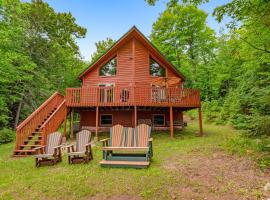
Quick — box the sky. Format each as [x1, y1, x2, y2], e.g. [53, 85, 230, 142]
[39, 0, 231, 61]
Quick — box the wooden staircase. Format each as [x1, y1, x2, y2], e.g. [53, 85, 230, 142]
[14, 92, 66, 157]
[14, 107, 57, 156]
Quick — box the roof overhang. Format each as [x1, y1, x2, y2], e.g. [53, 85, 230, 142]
[79, 26, 185, 81]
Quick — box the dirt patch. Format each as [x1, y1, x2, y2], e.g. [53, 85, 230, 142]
[85, 194, 142, 200]
[163, 149, 270, 200]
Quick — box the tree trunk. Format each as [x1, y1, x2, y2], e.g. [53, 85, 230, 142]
[14, 100, 23, 129]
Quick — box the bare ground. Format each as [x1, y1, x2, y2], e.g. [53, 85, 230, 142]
[163, 148, 270, 200]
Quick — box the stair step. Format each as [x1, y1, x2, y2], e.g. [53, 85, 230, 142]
[32, 131, 42, 135]
[13, 154, 30, 157]
[20, 145, 40, 148]
[24, 140, 42, 144]
[100, 160, 150, 168]
[14, 149, 35, 152]
[14, 149, 35, 156]
[28, 135, 42, 139]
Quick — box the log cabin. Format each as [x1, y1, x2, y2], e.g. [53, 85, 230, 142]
[14, 26, 202, 156]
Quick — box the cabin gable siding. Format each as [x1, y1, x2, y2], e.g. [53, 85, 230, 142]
[82, 37, 182, 88]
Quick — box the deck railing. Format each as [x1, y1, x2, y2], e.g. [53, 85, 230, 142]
[66, 87, 200, 107]
[40, 100, 66, 146]
[15, 92, 64, 149]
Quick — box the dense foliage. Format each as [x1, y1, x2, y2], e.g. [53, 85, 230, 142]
[90, 38, 115, 63]
[0, 0, 87, 129]
[150, 0, 270, 137]
[0, 128, 15, 144]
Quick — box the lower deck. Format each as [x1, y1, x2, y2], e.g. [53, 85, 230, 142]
[66, 106, 203, 138]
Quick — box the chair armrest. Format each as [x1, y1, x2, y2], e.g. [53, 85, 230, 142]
[148, 138, 153, 142]
[85, 143, 92, 147]
[100, 138, 110, 147]
[53, 145, 62, 149]
[66, 144, 74, 153]
[33, 146, 45, 154]
[53, 145, 62, 156]
[100, 138, 110, 142]
[33, 146, 45, 151]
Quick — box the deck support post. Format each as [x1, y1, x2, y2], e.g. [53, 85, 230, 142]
[63, 108, 67, 138]
[70, 108, 74, 139]
[198, 107, 203, 136]
[95, 106, 99, 139]
[134, 106, 137, 127]
[170, 106, 174, 137]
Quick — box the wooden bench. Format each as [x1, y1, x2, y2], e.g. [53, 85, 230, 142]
[100, 124, 153, 168]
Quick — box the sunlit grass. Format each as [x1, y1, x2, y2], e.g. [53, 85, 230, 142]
[0, 121, 263, 200]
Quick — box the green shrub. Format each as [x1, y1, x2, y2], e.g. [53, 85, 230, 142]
[225, 135, 270, 169]
[0, 128, 15, 144]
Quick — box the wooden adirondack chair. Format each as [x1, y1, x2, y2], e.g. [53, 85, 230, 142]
[33, 132, 62, 167]
[100, 124, 153, 168]
[67, 130, 93, 164]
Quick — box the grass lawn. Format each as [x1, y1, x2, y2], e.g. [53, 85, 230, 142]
[0, 121, 269, 200]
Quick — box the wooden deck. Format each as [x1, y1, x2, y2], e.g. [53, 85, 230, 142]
[66, 87, 201, 108]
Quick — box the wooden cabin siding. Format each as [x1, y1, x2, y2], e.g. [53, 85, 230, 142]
[82, 39, 134, 88]
[79, 110, 182, 128]
[80, 110, 133, 127]
[134, 38, 182, 87]
[81, 37, 182, 88]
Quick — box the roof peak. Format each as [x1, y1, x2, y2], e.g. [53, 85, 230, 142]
[79, 26, 185, 80]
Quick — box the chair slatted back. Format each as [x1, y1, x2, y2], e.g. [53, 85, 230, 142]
[134, 124, 151, 147]
[125, 127, 134, 147]
[76, 130, 91, 152]
[110, 125, 124, 147]
[45, 132, 62, 154]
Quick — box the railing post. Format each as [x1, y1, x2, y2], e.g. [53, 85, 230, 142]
[70, 108, 74, 139]
[41, 127, 45, 146]
[134, 106, 137, 127]
[95, 106, 99, 140]
[170, 106, 174, 137]
[198, 107, 203, 136]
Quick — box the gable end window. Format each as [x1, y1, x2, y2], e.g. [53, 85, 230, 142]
[99, 57, 117, 76]
[150, 58, 166, 77]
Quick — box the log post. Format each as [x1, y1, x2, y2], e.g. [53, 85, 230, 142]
[70, 108, 74, 139]
[198, 107, 203, 136]
[134, 106, 137, 127]
[95, 106, 99, 139]
[63, 109, 67, 138]
[170, 106, 174, 137]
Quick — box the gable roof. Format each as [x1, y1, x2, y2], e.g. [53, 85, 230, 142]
[79, 26, 185, 81]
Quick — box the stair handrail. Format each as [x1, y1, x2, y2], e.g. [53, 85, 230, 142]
[40, 99, 66, 145]
[16, 91, 63, 131]
[15, 91, 64, 150]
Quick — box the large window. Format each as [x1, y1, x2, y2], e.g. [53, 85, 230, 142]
[100, 114, 113, 126]
[150, 58, 166, 77]
[153, 114, 165, 126]
[99, 57, 117, 76]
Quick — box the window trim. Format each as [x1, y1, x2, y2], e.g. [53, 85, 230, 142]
[149, 56, 167, 77]
[99, 56, 117, 77]
[153, 114, 165, 126]
[100, 114, 113, 126]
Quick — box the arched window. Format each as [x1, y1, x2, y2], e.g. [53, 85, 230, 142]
[99, 57, 117, 76]
[150, 58, 166, 77]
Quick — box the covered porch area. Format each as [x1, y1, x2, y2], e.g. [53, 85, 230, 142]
[64, 105, 203, 139]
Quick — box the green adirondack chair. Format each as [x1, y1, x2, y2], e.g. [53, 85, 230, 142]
[100, 124, 153, 168]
